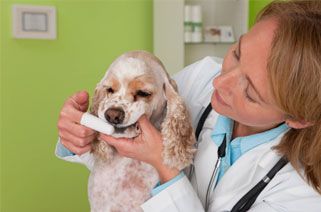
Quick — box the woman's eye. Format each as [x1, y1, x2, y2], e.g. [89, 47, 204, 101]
[245, 92, 256, 103]
[245, 90, 256, 103]
[136, 90, 151, 97]
[244, 84, 256, 103]
[106, 87, 114, 93]
[232, 50, 240, 61]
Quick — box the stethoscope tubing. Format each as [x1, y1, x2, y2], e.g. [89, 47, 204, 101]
[190, 103, 288, 211]
[205, 157, 221, 211]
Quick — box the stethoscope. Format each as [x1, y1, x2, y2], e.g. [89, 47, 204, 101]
[189, 103, 288, 212]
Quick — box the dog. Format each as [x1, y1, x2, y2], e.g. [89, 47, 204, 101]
[88, 50, 196, 212]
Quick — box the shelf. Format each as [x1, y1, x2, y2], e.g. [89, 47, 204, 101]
[153, 0, 248, 74]
[185, 41, 235, 45]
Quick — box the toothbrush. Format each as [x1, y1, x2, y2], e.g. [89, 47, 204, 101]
[80, 112, 115, 135]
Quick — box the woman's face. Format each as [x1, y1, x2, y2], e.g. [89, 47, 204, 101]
[211, 18, 285, 130]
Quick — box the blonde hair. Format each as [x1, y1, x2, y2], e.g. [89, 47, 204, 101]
[257, 0, 321, 194]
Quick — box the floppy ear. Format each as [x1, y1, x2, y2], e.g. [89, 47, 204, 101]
[89, 86, 104, 116]
[169, 78, 178, 92]
[89, 86, 116, 163]
[160, 78, 196, 170]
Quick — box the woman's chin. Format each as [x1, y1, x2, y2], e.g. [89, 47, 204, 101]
[211, 97, 226, 116]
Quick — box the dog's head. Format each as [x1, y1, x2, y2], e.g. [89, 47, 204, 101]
[90, 50, 176, 138]
[90, 50, 195, 169]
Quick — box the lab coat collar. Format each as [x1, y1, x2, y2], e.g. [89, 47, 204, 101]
[197, 85, 215, 111]
[198, 63, 221, 108]
[210, 133, 288, 211]
[211, 115, 232, 137]
[211, 115, 289, 156]
[239, 123, 289, 154]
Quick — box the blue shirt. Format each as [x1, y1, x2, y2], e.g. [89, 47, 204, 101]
[152, 114, 289, 195]
[211, 115, 289, 183]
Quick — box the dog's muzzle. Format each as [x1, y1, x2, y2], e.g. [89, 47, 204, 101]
[104, 107, 140, 135]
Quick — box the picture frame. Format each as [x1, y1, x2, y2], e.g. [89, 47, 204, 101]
[219, 25, 235, 43]
[204, 25, 235, 43]
[12, 4, 57, 40]
[204, 26, 221, 43]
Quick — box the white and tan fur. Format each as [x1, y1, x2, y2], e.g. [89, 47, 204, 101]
[88, 50, 195, 212]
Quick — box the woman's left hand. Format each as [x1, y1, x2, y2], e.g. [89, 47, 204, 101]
[98, 115, 164, 168]
[99, 115, 180, 183]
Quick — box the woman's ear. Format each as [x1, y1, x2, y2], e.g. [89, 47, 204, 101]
[285, 119, 314, 129]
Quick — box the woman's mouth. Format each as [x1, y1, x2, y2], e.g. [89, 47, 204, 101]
[214, 90, 230, 107]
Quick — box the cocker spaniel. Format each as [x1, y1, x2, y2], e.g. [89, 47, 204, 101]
[88, 50, 195, 212]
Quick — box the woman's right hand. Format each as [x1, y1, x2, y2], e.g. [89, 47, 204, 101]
[57, 91, 97, 155]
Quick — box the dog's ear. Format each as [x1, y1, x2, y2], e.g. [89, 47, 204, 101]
[89, 86, 116, 162]
[89, 86, 104, 116]
[169, 78, 178, 92]
[160, 78, 196, 170]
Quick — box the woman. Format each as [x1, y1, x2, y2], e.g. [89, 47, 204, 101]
[56, 1, 321, 211]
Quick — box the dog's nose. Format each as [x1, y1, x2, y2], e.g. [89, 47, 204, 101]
[104, 107, 125, 125]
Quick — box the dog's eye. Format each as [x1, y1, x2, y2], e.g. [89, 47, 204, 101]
[136, 90, 151, 97]
[106, 87, 114, 94]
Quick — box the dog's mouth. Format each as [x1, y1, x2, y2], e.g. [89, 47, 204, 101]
[113, 122, 139, 134]
[98, 107, 144, 138]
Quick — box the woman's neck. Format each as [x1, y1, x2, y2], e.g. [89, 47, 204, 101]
[232, 121, 277, 140]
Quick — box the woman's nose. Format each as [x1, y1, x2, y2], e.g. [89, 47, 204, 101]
[212, 70, 238, 94]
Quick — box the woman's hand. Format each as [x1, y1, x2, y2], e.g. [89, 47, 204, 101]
[99, 115, 179, 183]
[57, 91, 97, 155]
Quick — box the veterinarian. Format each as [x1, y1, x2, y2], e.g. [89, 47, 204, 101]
[56, 1, 321, 211]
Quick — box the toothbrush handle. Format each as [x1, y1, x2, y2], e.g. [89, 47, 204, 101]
[80, 112, 115, 135]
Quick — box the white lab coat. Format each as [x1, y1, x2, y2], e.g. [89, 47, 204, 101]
[141, 56, 321, 211]
[56, 56, 321, 212]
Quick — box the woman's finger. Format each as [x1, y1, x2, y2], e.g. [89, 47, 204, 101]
[99, 134, 131, 143]
[60, 139, 92, 155]
[99, 134, 135, 152]
[59, 120, 95, 138]
[61, 105, 84, 124]
[59, 128, 96, 147]
[68, 91, 89, 112]
[137, 115, 152, 130]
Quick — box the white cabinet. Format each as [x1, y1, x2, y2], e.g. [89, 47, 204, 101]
[153, 0, 248, 75]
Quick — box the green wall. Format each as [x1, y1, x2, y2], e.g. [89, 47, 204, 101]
[1, 0, 152, 211]
[249, 0, 273, 27]
[1, 0, 272, 211]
